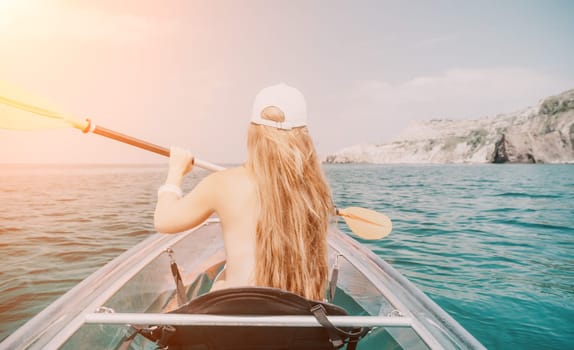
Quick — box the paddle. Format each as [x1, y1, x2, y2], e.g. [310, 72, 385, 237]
[336, 207, 392, 240]
[0, 81, 224, 172]
[0, 81, 392, 240]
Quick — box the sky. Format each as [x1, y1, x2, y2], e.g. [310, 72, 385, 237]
[1, 0, 573, 164]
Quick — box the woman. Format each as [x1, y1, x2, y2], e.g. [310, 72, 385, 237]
[154, 83, 334, 301]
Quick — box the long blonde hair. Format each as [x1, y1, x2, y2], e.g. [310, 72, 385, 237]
[246, 118, 333, 301]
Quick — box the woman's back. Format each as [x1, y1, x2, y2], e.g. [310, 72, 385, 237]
[207, 166, 258, 290]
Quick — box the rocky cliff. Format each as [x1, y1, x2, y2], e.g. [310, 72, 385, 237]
[326, 89, 574, 164]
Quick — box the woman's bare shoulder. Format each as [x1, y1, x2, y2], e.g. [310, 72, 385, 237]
[201, 166, 255, 211]
[202, 166, 251, 187]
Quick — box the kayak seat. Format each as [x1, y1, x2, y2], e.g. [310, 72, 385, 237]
[141, 286, 368, 350]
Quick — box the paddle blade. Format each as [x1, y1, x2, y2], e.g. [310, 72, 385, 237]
[338, 206, 393, 240]
[0, 81, 87, 130]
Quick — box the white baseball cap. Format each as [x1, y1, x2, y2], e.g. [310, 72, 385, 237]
[250, 83, 307, 130]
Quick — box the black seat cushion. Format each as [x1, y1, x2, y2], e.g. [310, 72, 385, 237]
[146, 287, 359, 350]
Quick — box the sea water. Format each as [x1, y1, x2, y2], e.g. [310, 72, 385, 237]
[0, 163, 572, 349]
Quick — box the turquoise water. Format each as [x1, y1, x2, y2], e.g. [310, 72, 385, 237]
[1, 163, 573, 349]
[327, 164, 574, 349]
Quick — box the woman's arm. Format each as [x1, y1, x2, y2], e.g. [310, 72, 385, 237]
[154, 147, 217, 233]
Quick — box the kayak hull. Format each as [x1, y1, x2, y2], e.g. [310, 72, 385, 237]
[1, 219, 485, 350]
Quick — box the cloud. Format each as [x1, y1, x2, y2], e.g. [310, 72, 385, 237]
[413, 34, 458, 48]
[0, 1, 179, 45]
[351, 67, 574, 118]
[336, 67, 574, 145]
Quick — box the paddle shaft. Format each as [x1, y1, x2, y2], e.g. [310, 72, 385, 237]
[85, 121, 224, 172]
[92, 124, 169, 156]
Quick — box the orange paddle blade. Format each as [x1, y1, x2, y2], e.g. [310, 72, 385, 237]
[0, 80, 88, 130]
[337, 206, 393, 240]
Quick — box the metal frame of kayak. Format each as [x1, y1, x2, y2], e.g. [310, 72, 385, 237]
[0, 219, 485, 350]
[84, 313, 413, 327]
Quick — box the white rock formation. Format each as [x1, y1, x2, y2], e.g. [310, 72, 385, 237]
[326, 89, 574, 164]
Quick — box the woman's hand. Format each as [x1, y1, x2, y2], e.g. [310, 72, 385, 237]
[166, 146, 194, 185]
[155, 147, 215, 234]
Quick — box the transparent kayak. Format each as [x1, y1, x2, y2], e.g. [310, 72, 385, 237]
[1, 219, 486, 349]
